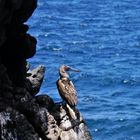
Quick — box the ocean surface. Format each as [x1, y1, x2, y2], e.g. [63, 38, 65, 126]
[27, 0, 140, 139]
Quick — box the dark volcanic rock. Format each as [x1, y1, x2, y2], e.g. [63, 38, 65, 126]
[0, 107, 40, 140]
[0, 0, 37, 48]
[0, 0, 37, 86]
[0, 0, 92, 140]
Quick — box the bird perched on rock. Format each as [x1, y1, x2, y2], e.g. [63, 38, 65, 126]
[56, 65, 80, 119]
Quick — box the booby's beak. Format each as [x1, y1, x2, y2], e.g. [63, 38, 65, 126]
[69, 67, 80, 72]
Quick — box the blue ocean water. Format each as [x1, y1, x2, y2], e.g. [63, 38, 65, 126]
[27, 0, 140, 139]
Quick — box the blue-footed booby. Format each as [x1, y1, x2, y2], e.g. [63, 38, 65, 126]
[56, 65, 80, 119]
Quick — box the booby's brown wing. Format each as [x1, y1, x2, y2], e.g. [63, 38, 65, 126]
[57, 78, 77, 106]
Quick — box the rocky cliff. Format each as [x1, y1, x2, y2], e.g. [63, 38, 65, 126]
[0, 0, 92, 140]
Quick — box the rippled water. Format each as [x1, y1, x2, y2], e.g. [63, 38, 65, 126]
[27, 0, 140, 139]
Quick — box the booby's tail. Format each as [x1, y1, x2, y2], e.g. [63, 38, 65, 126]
[66, 104, 79, 120]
